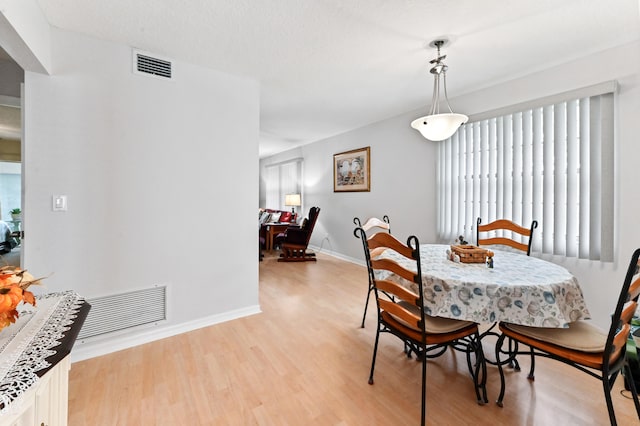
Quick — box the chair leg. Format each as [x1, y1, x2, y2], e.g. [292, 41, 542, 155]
[368, 327, 381, 385]
[467, 335, 488, 405]
[465, 340, 475, 378]
[420, 343, 427, 426]
[623, 363, 640, 418]
[495, 333, 508, 407]
[361, 283, 373, 328]
[278, 247, 317, 262]
[508, 338, 521, 371]
[602, 374, 618, 426]
[527, 346, 536, 380]
[404, 341, 413, 358]
[475, 336, 489, 404]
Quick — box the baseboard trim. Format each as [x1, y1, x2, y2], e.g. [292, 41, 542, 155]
[70, 304, 262, 363]
[70, 247, 361, 363]
[308, 244, 364, 266]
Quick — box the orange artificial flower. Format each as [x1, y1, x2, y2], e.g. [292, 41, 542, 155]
[0, 265, 43, 331]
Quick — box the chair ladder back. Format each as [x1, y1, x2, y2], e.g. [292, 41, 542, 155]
[610, 300, 638, 365]
[354, 225, 387, 328]
[478, 237, 529, 253]
[617, 248, 640, 308]
[370, 257, 417, 284]
[628, 275, 640, 302]
[608, 321, 632, 365]
[378, 298, 422, 330]
[476, 217, 538, 255]
[478, 219, 532, 235]
[354, 215, 391, 233]
[362, 217, 391, 233]
[367, 232, 414, 259]
[353, 216, 392, 282]
[368, 233, 424, 316]
[369, 246, 387, 258]
[354, 226, 374, 271]
[604, 248, 640, 366]
[620, 301, 638, 327]
[375, 279, 421, 307]
[369, 234, 425, 335]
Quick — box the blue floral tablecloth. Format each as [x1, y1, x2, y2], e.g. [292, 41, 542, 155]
[375, 244, 591, 328]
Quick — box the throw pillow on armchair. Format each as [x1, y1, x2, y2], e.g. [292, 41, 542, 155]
[280, 211, 292, 223]
[269, 212, 282, 223]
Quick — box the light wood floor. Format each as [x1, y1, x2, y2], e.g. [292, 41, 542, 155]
[68, 251, 639, 425]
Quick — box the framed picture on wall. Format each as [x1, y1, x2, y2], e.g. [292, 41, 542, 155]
[333, 146, 370, 192]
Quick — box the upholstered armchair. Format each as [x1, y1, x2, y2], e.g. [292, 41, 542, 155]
[276, 207, 321, 262]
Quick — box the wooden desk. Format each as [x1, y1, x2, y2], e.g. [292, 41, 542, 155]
[263, 223, 291, 250]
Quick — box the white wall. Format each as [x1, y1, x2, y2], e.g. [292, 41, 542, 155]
[260, 111, 438, 260]
[0, 0, 51, 73]
[23, 28, 261, 359]
[261, 41, 640, 329]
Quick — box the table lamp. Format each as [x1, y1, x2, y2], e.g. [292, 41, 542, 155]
[285, 193, 301, 215]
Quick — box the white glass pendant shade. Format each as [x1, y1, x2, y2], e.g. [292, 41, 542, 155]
[411, 113, 468, 141]
[411, 39, 467, 141]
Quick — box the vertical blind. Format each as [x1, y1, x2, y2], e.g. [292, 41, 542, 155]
[437, 89, 614, 261]
[265, 159, 303, 211]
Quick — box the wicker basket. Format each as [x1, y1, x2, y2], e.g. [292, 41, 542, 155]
[450, 245, 494, 263]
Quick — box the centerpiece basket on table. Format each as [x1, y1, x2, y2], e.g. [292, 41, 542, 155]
[449, 245, 494, 264]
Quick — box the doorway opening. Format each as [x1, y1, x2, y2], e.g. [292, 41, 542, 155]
[0, 153, 21, 266]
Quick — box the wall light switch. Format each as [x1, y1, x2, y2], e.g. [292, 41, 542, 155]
[53, 195, 67, 212]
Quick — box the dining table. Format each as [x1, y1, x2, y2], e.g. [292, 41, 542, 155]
[375, 244, 591, 328]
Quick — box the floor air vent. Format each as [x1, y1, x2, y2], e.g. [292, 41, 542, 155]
[77, 285, 167, 340]
[133, 49, 173, 79]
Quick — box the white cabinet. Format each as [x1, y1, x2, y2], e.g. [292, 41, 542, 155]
[0, 355, 70, 426]
[0, 292, 89, 426]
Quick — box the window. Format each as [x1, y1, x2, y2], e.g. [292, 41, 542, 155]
[437, 83, 615, 261]
[265, 158, 303, 211]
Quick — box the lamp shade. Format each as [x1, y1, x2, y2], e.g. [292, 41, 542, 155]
[410, 113, 468, 141]
[285, 193, 301, 207]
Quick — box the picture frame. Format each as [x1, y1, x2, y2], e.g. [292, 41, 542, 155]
[333, 146, 370, 192]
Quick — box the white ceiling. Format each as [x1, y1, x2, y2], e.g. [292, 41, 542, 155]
[20, 1, 640, 156]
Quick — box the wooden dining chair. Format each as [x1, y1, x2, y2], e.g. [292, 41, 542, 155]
[359, 229, 488, 426]
[476, 217, 538, 255]
[495, 248, 640, 425]
[353, 215, 391, 328]
[476, 217, 539, 368]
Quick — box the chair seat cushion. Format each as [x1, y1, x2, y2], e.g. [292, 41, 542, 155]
[392, 301, 475, 334]
[502, 320, 607, 353]
[425, 315, 476, 334]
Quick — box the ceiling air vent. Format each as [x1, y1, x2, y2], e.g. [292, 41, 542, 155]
[133, 49, 173, 80]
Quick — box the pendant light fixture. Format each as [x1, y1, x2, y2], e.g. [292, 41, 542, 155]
[411, 39, 468, 141]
